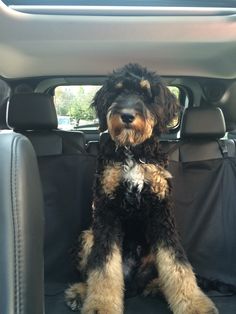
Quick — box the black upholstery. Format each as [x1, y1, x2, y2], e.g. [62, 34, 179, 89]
[181, 107, 226, 139]
[165, 107, 235, 162]
[163, 139, 236, 163]
[22, 132, 63, 156]
[39, 154, 96, 288]
[19, 130, 86, 156]
[7, 93, 58, 130]
[165, 107, 236, 306]
[86, 140, 100, 155]
[86, 133, 110, 155]
[0, 132, 44, 314]
[7, 93, 86, 156]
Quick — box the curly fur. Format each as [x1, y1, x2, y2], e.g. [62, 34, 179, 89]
[92, 63, 179, 134]
[65, 64, 218, 314]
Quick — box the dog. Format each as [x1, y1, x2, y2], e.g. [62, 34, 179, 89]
[65, 64, 218, 314]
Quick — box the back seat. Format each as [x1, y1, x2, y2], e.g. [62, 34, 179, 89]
[87, 108, 236, 313]
[169, 107, 236, 298]
[6, 93, 236, 313]
[170, 107, 235, 161]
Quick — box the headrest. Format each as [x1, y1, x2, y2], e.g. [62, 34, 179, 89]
[0, 97, 9, 129]
[219, 81, 236, 132]
[7, 93, 58, 130]
[181, 107, 226, 139]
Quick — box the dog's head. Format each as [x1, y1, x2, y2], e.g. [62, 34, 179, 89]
[92, 64, 180, 146]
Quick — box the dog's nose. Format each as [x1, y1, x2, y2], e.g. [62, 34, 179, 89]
[121, 113, 135, 124]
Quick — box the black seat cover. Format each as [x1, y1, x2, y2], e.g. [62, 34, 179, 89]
[169, 107, 236, 289]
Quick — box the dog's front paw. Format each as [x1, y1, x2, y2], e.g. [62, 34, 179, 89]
[81, 307, 110, 314]
[65, 283, 87, 311]
[81, 297, 123, 314]
[81, 306, 121, 314]
[191, 294, 218, 314]
[174, 292, 219, 314]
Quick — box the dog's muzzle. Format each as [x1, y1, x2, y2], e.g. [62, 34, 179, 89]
[121, 113, 135, 124]
[107, 96, 155, 146]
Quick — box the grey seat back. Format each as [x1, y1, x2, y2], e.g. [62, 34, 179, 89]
[0, 132, 44, 314]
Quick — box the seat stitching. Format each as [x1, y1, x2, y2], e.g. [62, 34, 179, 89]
[11, 135, 23, 314]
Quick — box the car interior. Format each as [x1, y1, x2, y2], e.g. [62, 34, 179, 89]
[0, 1, 236, 314]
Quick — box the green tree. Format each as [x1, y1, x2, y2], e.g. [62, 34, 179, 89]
[54, 85, 100, 122]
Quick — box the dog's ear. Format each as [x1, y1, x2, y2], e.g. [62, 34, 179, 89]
[91, 82, 112, 132]
[152, 83, 180, 133]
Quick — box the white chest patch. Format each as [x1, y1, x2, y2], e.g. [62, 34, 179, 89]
[123, 159, 144, 192]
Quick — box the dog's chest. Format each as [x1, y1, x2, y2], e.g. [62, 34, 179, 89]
[101, 157, 171, 200]
[123, 159, 145, 192]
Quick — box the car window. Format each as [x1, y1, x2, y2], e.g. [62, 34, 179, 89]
[54, 85, 181, 131]
[54, 85, 100, 130]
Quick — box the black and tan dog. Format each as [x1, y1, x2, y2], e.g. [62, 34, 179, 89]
[65, 64, 218, 314]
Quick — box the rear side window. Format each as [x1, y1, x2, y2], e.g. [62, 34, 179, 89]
[54, 85, 181, 131]
[54, 85, 101, 130]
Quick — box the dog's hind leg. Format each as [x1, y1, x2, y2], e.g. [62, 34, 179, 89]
[156, 246, 218, 314]
[148, 199, 218, 314]
[81, 213, 124, 314]
[82, 243, 124, 314]
[65, 229, 94, 311]
[65, 282, 87, 311]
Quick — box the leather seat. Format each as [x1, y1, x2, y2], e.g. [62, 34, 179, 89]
[0, 132, 44, 314]
[7, 93, 86, 156]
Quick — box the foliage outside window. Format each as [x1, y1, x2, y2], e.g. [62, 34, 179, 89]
[54, 85, 100, 130]
[54, 85, 180, 130]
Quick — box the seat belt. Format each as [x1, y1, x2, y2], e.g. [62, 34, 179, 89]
[217, 140, 228, 157]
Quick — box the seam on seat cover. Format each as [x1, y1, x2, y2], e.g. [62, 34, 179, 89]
[11, 136, 23, 314]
